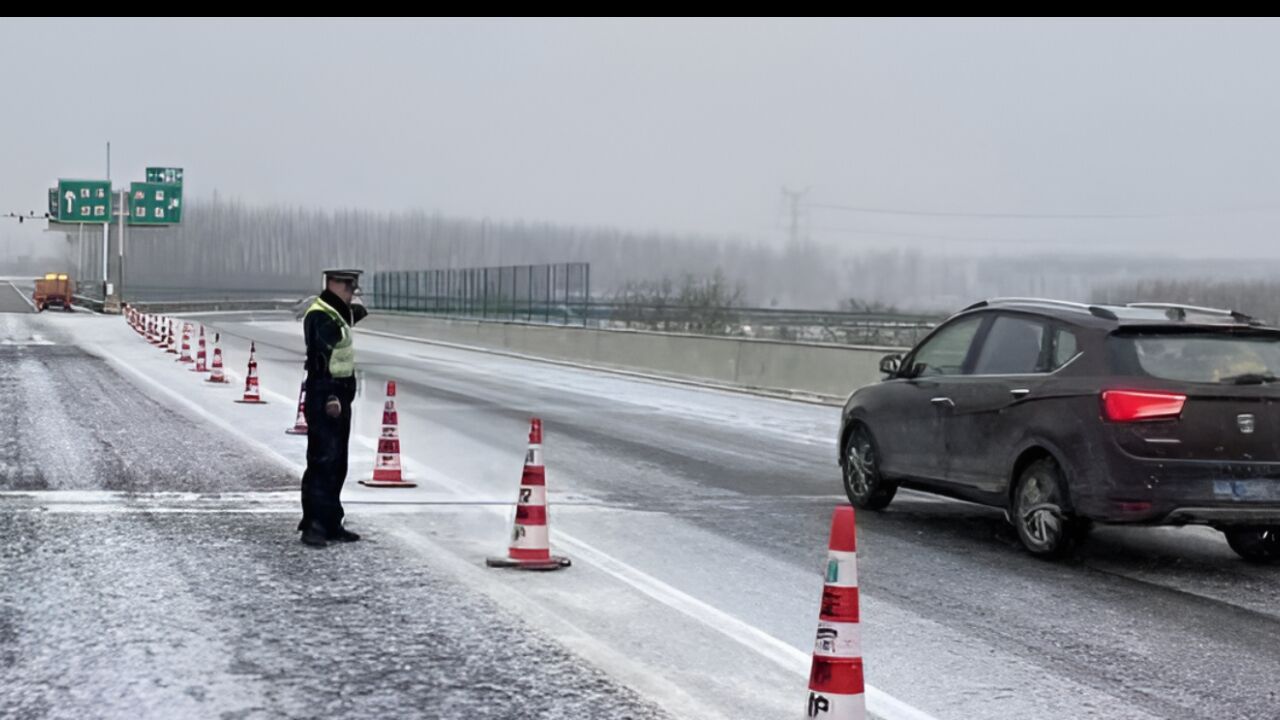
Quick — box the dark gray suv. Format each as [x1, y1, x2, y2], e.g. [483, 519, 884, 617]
[839, 298, 1280, 562]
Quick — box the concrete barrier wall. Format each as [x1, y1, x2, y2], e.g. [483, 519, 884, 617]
[359, 313, 904, 400]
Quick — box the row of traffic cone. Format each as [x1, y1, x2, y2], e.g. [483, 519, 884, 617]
[126, 309, 581, 573]
[125, 310, 566, 569]
[124, 306, 863, 708]
[127, 310, 323, 446]
[126, 308, 235, 388]
[125, 309, 401, 486]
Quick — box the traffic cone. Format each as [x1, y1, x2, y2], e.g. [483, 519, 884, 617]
[165, 320, 178, 354]
[206, 333, 231, 384]
[191, 326, 208, 372]
[359, 380, 416, 487]
[805, 506, 865, 719]
[285, 379, 308, 435]
[486, 419, 571, 571]
[177, 323, 194, 363]
[234, 341, 267, 404]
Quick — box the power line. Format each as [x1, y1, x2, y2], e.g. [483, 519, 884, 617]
[811, 225, 1078, 246]
[808, 201, 1280, 220]
[2, 211, 48, 224]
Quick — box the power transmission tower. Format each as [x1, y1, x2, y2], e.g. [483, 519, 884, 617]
[782, 186, 810, 248]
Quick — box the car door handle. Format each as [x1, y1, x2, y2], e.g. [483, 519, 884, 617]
[1010, 388, 1031, 399]
[930, 397, 955, 408]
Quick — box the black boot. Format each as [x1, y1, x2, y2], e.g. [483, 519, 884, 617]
[328, 527, 361, 542]
[301, 522, 329, 548]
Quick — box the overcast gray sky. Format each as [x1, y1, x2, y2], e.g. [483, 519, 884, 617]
[3, 18, 1280, 256]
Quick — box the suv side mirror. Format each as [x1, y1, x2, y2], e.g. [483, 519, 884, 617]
[879, 353, 903, 377]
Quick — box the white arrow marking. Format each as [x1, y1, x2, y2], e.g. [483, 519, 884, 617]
[63, 191, 75, 213]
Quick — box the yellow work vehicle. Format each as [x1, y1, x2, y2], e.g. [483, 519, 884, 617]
[32, 273, 75, 312]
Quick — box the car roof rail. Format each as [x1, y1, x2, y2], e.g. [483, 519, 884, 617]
[964, 297, 1118, 320]
[1126, 302, 1257, 324]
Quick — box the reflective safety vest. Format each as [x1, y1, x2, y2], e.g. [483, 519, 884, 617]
[305, 298, 355, 378]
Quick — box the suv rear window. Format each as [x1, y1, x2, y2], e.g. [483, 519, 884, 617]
[1109, 330, 1280, 383]
[1051, 327, 1079, 370]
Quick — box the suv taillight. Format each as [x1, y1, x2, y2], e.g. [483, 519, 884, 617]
[1101, 390, 1186, 422]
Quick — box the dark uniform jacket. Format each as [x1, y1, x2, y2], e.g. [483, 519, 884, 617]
[304, 289, 369, 404]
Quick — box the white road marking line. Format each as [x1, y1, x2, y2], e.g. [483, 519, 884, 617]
[6, 281, 38, 312]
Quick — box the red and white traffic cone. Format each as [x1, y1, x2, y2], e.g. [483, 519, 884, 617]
[206, 333, 231, 384]
[234, 341, 267, 404]
[359, 380, 416, 487]
[191, 326, 208, 372]
[805, 506, 865, 719]
[165, 320, 178, 354]
[486, 419, 571, 571]
[177, 323, 194, 363]
[285, 379, 308, 435]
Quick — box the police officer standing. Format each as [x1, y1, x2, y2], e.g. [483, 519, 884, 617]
[298, 269, 368, 547]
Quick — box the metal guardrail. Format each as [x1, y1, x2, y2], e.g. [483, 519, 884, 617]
[71, 294, 104, 313]
[598, 303, 936, 346]
[69, 270, 937, 346]
[71, 285, 305, 315]
[120, 285, 315, 303]
[127, 298, 303, 314]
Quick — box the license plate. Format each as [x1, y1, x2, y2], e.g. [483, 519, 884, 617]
[1213, 480, 1280, 501]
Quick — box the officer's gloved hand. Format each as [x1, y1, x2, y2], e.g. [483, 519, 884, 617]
[351, 293, 368, 324]
[325, 396, 342, 418]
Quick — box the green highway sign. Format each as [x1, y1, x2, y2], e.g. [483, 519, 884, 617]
[55, 179, 111, 223]
[128, 181, 182, 225]
[145, 167, 183, 185]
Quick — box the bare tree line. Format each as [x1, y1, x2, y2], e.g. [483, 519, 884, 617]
[37, 195, 1280, 312]
[108, 196, 789, 300]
